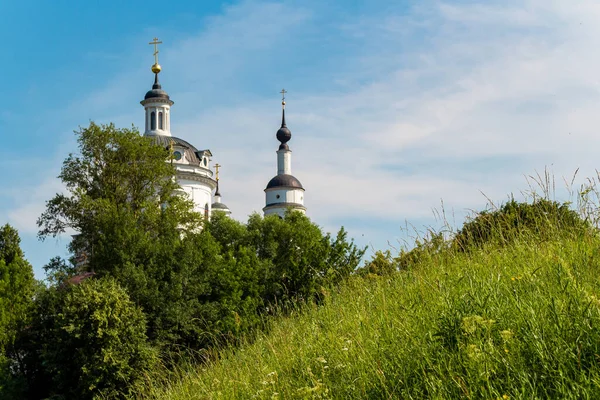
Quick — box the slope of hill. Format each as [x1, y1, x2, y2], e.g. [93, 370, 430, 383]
[149, 225, 600, 398]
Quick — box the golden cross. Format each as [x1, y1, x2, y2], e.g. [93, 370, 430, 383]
[214, 163, 221, 181]
[280, 88, 287, 102]
[149, 37, 163, 64]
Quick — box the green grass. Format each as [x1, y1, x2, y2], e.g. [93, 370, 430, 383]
[146, 229, 600, 399]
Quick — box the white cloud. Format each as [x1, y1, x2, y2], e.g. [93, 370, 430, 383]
[5, 176, 64, 235]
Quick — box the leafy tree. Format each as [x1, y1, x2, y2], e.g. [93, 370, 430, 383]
[24, 277, 156, 400]
[36, 122, 207, 346]
[245, 211, 365, 306]
[43, 256, 75, 286]
[37, 122, 201, 274]
[0, 225, 35, 396]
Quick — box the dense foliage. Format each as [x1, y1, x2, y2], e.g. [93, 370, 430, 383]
[37, 121, 202, 270]
[0, 225, 35, 395]
[24, 278, 156, 400]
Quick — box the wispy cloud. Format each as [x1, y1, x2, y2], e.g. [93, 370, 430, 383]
[7, 0, 600, 275]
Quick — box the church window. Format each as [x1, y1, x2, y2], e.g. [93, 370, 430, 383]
[159, 112, 164, 129]
[151, 112, 156, 130]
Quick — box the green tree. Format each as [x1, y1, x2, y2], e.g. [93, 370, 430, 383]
[0, 224, 35, 396]
[36, 122, 206, 346]
[37, 122, 201, 273]
[245, 211, 365, 306]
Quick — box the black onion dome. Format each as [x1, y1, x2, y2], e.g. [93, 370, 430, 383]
[144, 74, 171, 100]
[276, 109, 291, 144]
[276, 126, 291, 144]
[266, 174, 304, 190]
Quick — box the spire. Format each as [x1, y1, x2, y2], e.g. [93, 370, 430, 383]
[212, 163, 231, 215]
[153, 73, 161, 89]
[214, 163, 221, 197]
[281, 88, 287, 127]
[276, 89, 292, 149]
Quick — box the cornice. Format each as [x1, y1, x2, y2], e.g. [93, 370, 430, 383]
[176, 171, 217, 189]
[263, 202, 306, 211]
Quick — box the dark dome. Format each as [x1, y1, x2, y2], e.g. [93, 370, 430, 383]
[144, 75, 171, 100]
[147, 135, 203, 166]
[266, 174, 304, 190]
[276, 126, 291, 144]
[145, 88, 170, 100]
[212, 202, 230, 210]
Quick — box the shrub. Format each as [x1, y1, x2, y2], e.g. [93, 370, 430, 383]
[453, 199, 590, 251]
[26, 277, 156, 399]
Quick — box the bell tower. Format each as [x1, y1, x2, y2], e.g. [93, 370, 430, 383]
[263, 90, 306, 217]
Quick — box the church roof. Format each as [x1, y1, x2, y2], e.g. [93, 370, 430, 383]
[148, 135, 207, 167]
[212, 201, 230, 211]
[265, 174, 304, 190]
[144, 74, 171, 101]
[276, 108, 292, 145]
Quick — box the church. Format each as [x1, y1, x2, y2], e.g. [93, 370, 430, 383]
[142, 38, 306, 219]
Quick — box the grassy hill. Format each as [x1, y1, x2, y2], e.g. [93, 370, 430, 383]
[147, 207, 600, 399]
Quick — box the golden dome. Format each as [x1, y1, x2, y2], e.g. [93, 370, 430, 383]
[151, 63, 162, 74]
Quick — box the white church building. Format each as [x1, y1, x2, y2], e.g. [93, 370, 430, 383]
[141, 38, 305, 219]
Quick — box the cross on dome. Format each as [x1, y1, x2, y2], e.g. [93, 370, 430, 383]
[280, 88, 287, 108]
[149, 37, 163, 74]
[214, 163, 221, 181]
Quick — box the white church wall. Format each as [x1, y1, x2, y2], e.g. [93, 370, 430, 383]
[277, 150, 292, 175]
[265, 188, 305, 206]
[178, 178, 213, 215]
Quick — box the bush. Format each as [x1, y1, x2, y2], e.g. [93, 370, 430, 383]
[25, 277, 156, 399]
[453, 199, 590, 251]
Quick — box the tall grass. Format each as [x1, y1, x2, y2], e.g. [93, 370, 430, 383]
[146, 171, 600, 399]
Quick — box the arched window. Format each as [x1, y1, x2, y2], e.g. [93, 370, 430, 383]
[151, 112, 156, 130]
[159, 112, 164, 130]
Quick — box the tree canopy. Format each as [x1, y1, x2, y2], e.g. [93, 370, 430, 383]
[0, 225, 36, 397]
[37, 122, 202, 272]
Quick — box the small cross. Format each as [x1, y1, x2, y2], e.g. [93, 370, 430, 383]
[149, 37, 163, 64]
[214, 163, 221, 181]
[280, 88, 287, 102]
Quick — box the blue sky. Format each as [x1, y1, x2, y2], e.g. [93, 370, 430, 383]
[2, 0, 600, 278]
